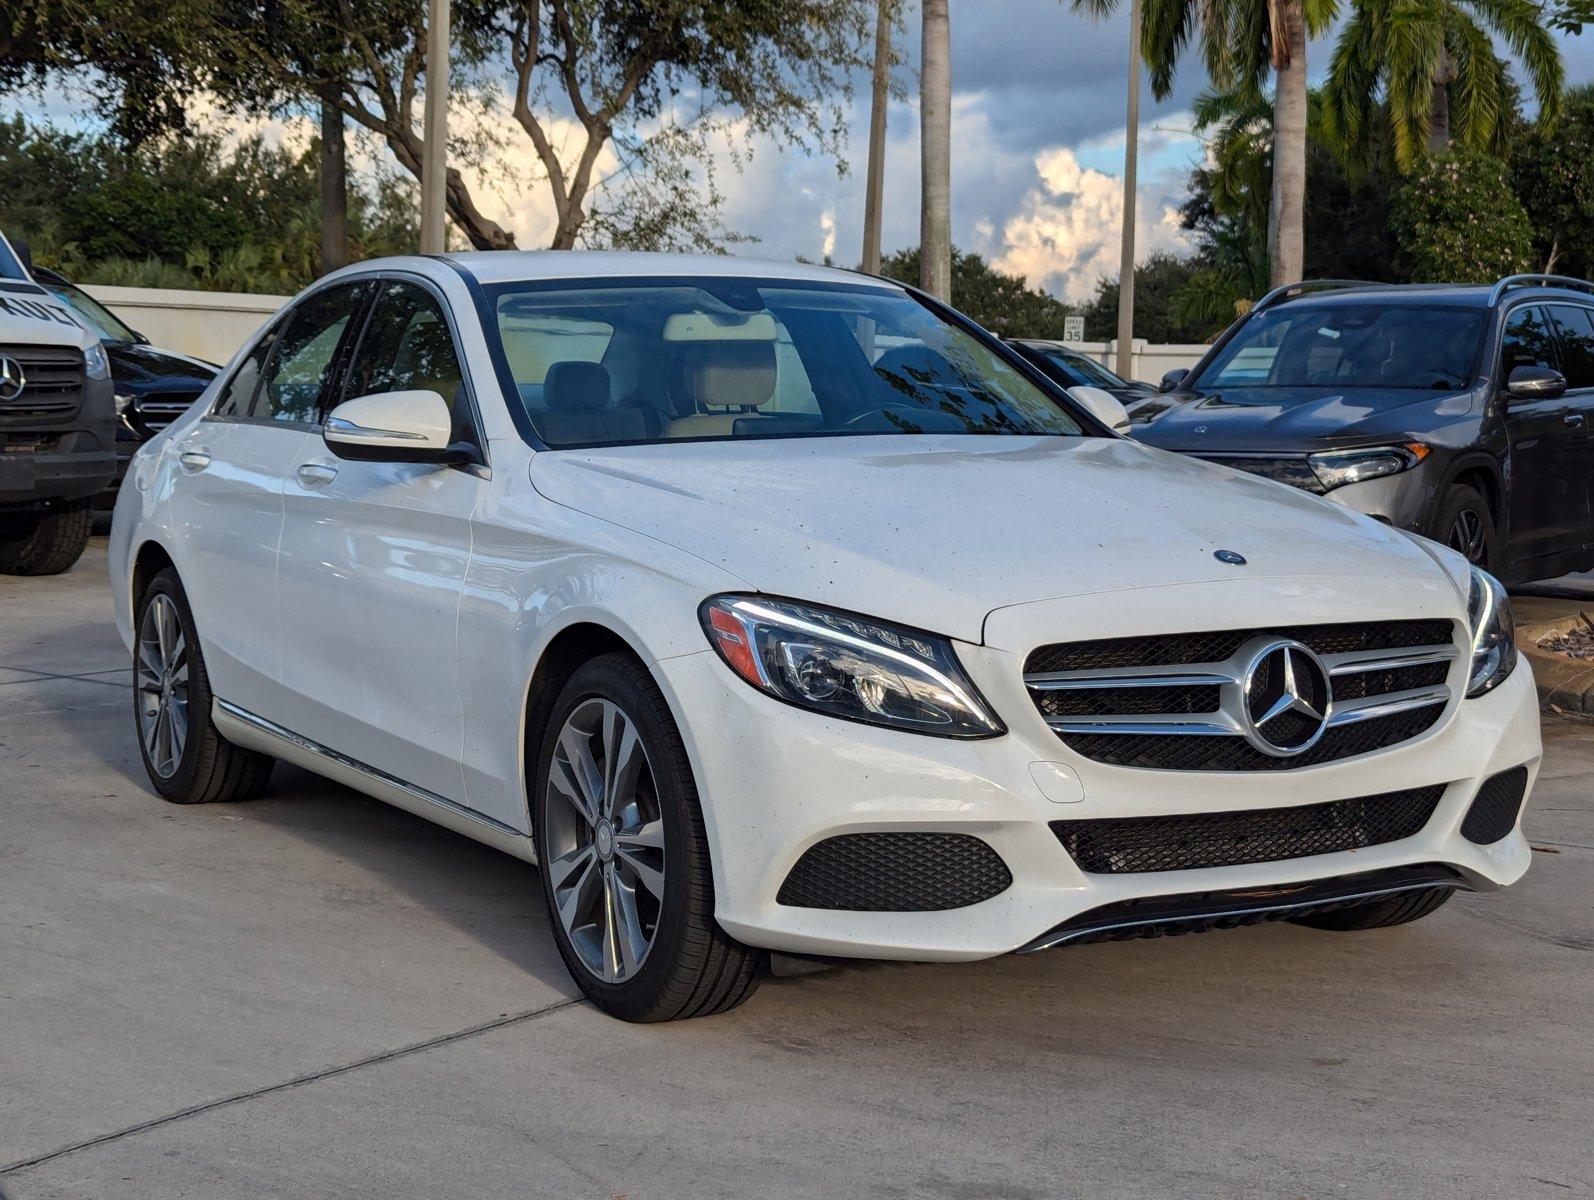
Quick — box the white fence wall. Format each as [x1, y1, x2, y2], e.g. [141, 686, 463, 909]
[85, 286, 1213, 381]
[85, 285, 289, 364]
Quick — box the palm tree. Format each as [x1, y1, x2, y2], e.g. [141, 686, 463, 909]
[919, 0, 952, 300]
[862, 0, 896, 275]
[1323, 0, 1563, 172]
[1072, 0, 1339, 287]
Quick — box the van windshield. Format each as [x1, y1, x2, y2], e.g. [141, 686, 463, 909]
[483, 277, 1086, 448]
[0, 237, 28, 281]
[1193, 303, 1485, 396]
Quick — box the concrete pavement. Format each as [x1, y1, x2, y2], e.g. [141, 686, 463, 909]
[2, 542, 1591, 1198]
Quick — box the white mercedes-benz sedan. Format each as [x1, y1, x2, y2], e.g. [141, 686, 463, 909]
[109, 253, 1540, 1021]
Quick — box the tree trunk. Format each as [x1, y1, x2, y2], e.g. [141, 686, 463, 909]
[319, 92, 349, 274]
[1266, 0, 1307, 288]
[861, 0, 893, 274]
[1428, 50, 1454, 154]
[919, 0, 951, 300]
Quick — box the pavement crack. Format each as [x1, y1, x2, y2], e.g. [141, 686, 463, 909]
[0, 996, 585, 1177]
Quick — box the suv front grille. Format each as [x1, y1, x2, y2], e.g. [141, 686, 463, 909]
[134, 390, 202, 434]
[1051, 784, 1446, 873]
[0, 344, 85, 422]
[1026, 619, 1457, 771]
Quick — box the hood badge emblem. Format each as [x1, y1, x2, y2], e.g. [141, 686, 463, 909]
[1214, 549, 1247, 565]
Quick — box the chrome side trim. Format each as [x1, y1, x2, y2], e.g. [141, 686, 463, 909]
[212, 700, 535, 863]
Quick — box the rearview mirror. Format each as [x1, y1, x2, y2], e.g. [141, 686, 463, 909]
[1159, 368, 1189, 393]
[1506, 365, 1568, 401]
[1068, 385, 1131, 433]
[323, 390, 467, 464]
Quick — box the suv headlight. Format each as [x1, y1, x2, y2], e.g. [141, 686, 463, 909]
[700, 595, 1004, 738]
[1465, 566, 1517, 697]
[83, 341, 110, 381]
[1308, 443, 1430, 492]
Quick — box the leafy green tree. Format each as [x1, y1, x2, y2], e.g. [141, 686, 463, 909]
[1393, 146, 1533, 281]
[1323, 0, 1563, 173]
[877, 247, 1073, 339]
[1080, 253, 1219, 344]
[0, 0, 211, 139]
[1513, 84, 1594, 279]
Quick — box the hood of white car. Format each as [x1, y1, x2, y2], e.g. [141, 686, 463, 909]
[529, 434, 1450, 644]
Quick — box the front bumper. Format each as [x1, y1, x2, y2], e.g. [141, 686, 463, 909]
[652, 611, 1540, 963]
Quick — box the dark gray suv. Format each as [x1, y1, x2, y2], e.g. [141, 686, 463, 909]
[1132, 275, 1594, 583]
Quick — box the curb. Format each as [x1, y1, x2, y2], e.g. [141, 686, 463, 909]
[1518, 615, 1594, 717]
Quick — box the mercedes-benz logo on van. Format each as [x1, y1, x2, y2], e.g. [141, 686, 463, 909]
[1240, 639, 1331, 756]
[0, 356, 25, 402]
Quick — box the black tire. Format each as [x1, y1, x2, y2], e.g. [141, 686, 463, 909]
[1289, 886, 1454, 931]
[134, 568, 275, 804]
[1433, 484, 1497, 572]
[0, 500, 91, 576]
[532, 652, 766, 1021]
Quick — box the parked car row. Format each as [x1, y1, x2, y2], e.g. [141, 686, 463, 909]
[111, 252, 1539, 1021]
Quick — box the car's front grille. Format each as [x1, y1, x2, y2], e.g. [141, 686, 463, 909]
[135, 390, 202, 433]
[776, 832, 1012, 911]
[1026, 619, 1458, 771]
[0, 344, 85, 422]
[1051, 784, 1446, 874]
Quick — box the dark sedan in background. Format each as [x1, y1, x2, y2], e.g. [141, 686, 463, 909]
[1132, 275, 1594, 585]
[32, 268, 218, 505]
[1006, 338, 1155, 407]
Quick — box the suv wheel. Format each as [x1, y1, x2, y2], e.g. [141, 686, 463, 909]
[134, 568, 275, 803]
[0, 500, 92, 575]
[1289, 886, 1454, 931]
[532, 652, 766, 1021]
[1435, 484, 1496, 570]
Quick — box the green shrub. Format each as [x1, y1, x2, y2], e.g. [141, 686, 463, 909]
[1393, 148, 1534, 282]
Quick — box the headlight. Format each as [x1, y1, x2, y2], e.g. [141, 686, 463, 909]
[83, 342, 110, 381]
[1308, 442, 1430, 492]
[1465, 566, 1517, 698]
[700, 595, 1004, 738]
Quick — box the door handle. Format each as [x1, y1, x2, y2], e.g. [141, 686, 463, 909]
[1564, 413, 1585, 428]
[295, 462, 339, 488]
[178, 449, 211, 474]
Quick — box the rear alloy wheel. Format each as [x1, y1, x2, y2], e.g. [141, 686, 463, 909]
[533, 653, 765, 1021]
[1435, 484, 1496, 570]
[133, 568, 275, 803]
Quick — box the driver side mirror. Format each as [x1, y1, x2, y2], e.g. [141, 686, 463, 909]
[1159, 368, 1189, 393]
[323, 390, 472, 464]
[1068, 385, 1131, 434]
[1505, 365, 1567, 401]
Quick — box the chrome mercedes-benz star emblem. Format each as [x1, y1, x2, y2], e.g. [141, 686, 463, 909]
[1240, 639, 1331, 756]
[0, 356, 25, 402]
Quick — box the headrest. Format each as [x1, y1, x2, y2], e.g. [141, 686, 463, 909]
[685, 342, 776, 411]
[544, 360, 611, 410]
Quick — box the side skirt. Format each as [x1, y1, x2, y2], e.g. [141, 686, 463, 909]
[212, 699, 537, 865]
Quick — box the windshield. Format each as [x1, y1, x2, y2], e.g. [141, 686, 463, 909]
[0, 235, 27, 280]
[1194, 303, 1484, 395]
[44, 282, 139, 343]
[484, 277, 1086, 448]
[1038, 348, 1125, 389]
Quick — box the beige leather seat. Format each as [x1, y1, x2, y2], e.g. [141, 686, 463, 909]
[665, 342, 778, 438]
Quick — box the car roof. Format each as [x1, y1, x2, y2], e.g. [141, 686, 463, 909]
[433, 250, 903, 290]
[1275, 282, 1594, 310]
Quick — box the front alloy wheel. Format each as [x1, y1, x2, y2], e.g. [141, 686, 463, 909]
[136, 593, 190, 779]
[1447, 507, 1488, 565]
[545, 698, 666, 983]
[533, 653, 765, 1020]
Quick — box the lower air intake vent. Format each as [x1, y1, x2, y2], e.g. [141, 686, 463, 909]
[777, 832, 1012, 911]
[1460, 767, 1529, 844]
[1051, 784, 1446, 874]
